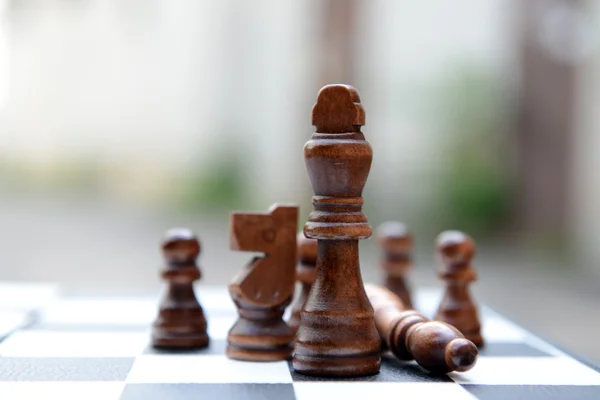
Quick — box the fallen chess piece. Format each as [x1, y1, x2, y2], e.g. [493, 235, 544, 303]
[365, 283, 478, 374]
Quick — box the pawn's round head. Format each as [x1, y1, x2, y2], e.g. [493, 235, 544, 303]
[162, 228, 200, 263]
[377, 221, 412, 253]
[445, 337, 478, 372]
[436, 230, 475, 266]
[297, 233, 317, 264]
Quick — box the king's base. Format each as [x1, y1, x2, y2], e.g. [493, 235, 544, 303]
[292, 354, 381, 377]
[226, 343, 293, 361]
[151, 329, 210, 349]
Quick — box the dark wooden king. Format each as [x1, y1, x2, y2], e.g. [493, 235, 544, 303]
[293, 84, 381, 377]
[227, 204, 298, 361]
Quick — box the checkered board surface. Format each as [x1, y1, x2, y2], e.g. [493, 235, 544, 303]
[0, 283, 598, 400]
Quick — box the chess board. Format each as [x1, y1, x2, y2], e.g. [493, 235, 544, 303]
[0, 283, 598, 400]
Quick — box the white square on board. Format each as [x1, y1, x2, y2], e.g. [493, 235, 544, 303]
[196, 286, 236, 312]
[0, 310, 29, 336]
[0, 330, 149, 357]
[207, 316, 236, 340]
[413, 287, 443, 318]
[480, 315, 527, 343]
[126, 354, 293, 384]
[293, 382, 476, 400]
[0, 382, 124, 400]
[40, 298, 157, 326]
[450, 356, 600, 385]
[0, 282, 60, 311]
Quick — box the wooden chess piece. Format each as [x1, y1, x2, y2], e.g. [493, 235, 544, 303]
[365, 283, 478, 374]
[288, 233, 317, 333]
[227, 204, 299, 361]
[293, 84, 381, 377]
[377, 221, 414, 308]
[434, 230, 484, 347]
[151, 228, 209, 349]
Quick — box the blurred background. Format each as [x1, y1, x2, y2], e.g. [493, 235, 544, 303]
[1, 0, 600, 363]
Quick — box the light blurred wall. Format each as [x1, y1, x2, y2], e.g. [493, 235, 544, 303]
[355, 0, 518, 228]
[0, 0, 317, 205]
[0, 0, 9, 109]
[572, 1, 600, 273]
[4, 0, 600, 281]
[0, 0, 524, 231]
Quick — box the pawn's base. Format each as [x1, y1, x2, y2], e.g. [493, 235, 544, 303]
[226, 343, 292, 362]
[292, 354, 381, 377]
[151, 329, 210, 349]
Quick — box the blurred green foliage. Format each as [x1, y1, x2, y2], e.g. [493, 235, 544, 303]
[177, 140, 249, 213]
[0, 157, 105, 192]
[432, 64, 515, 235]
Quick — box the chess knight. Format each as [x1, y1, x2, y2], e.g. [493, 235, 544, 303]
[227, 204, 299, 361]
